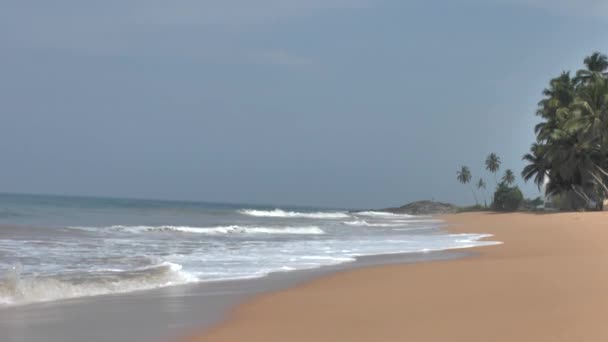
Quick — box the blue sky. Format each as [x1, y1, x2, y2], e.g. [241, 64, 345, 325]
[1, 0, 607, 208]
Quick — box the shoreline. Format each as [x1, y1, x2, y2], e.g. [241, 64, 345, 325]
[187, 211, 608, 341]
[0, 236, 471, 342]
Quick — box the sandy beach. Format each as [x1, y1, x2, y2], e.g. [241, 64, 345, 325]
[187, 212, 608, 341]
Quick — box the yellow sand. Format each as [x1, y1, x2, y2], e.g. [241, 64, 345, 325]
[186, 212, 608, 341]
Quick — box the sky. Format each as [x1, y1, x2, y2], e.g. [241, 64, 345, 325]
[1, 0, 607, 209]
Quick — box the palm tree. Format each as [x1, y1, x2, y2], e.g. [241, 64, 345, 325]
[564, 73, 608, 142]
[535, 72, 576, 142]
[524, 52, 608, 210]
[502, 169, 516, 186]
[476, 178, 487, 207]
[485, 153, 501, 184]
[522, 143, 548, 190]
[457, 166, 477, 205]
[575, 52, 608, 85]
[585, 52, 608, 72]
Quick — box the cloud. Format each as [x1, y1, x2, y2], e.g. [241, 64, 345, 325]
[252, 50, 313, 66]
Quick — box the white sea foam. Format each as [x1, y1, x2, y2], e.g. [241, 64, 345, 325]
[354, 211, 415, 218]
[343, 220, 404, 227]
[0, 262, 197, 306]
[392, 219, 442, 223]
[299, 255, 355, 262]
[239, 209, 350, 219]
[70, 225, 326, 235]
[392, 227, 437, 231]
[0, 233, 501, 307]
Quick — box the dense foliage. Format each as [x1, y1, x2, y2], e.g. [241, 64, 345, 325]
[522, 52, 608, 210]
[523, 197, 544, 209]
[492, 183, 524, 212]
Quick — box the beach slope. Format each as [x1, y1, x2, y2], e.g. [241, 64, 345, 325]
[187, 212, 608, 341]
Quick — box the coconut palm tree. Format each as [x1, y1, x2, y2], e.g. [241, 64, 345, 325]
[485, 153, 501, 184]
[457, 166, 471, 185]
[522, 143, 548, 190]
[502, 169, 516, 186]
[563, 73, 608, 143]
[457, 166, 477, 205]
[476, 178, 487, 207]
[575, 52, 608, 85]
[535, 72, 576, 142]
[585, 52, 608, 72]
[537, 72, 576, 119]
[523, 52, 608, 210]
[477, 178, 486, 190]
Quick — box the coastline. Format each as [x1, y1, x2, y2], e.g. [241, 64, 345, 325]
[0, 240, 467, 342]
[187, 212, 608, 341]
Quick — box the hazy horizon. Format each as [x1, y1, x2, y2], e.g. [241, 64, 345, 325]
[0, 191, 358, 210]
[2, 0, 608, 208]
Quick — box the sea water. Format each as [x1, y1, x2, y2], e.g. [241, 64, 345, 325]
[0, 193, 497, 306]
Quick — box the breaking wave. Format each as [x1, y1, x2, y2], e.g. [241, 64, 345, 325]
[0, 262, 197, 306]
[343, 220, 404, 227]
[239, 209, 350, 219]
[69, 225, 326, 235]
[354, 211, 415, 218]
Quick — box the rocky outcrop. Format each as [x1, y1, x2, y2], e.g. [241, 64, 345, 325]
[378, 200, 457, 215]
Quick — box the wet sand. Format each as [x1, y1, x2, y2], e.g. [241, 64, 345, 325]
[188, 212, 608, 342]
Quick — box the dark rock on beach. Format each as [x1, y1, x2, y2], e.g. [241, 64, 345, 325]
[365, 200, 457, 215]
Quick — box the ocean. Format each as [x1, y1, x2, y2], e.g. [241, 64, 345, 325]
[0, 193, 496, 306]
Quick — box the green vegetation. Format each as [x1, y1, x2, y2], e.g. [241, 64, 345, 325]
[502, 169, 515, 186]
[457, 153, 527, 212]
[456, 52, 608, 212]
[456, 205, 488, 213]
[523, 197, 544, 210]
[492, 182, 524, 212]
[522, 52, 608, 211]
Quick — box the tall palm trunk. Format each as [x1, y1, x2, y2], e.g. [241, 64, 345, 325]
[491, 173, 498, 205]
[470, 186, 479, 206]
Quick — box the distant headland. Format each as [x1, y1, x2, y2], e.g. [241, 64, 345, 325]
[357, 200, 458, 215]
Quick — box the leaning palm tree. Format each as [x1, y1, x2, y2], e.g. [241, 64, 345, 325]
[485, 153, 501, 184]
[502, 169, 516, 186]
[522, 143, 548, 190]
[457, 166, 477, 205]
[476, 178, 487, 207]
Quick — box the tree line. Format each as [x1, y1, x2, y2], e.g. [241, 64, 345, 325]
[457, 153, 522, 211]
[522, 52, 608, 210]
[457, 52, 608, 211]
